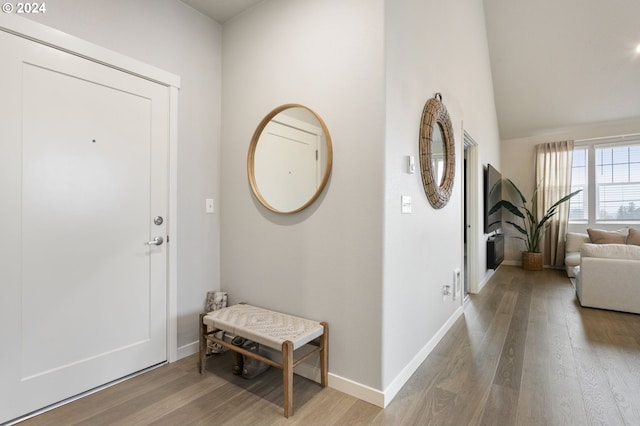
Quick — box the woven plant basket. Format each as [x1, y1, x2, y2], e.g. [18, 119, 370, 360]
[522, 252, 543, 271]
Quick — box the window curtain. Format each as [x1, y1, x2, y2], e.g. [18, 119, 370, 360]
[535, 140, 574, 267]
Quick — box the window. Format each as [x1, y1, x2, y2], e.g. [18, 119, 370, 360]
[595, 144, 640, 220]
[570, 137, 640, 223]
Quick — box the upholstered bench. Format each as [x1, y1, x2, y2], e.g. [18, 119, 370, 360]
[199, 304, 328, 417]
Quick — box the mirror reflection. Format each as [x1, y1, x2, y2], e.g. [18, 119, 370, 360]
[431, 123, 445, 186]
[248, 104, 333, 214]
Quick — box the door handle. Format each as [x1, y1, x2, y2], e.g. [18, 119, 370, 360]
[146, 236, 164, 246]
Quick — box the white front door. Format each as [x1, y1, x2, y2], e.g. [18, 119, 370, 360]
[0, 30, 169, 423]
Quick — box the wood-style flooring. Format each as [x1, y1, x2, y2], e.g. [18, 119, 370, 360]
[19, 266, 640, 425]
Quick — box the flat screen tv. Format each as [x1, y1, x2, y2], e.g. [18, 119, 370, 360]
[484, 164, 502, 234]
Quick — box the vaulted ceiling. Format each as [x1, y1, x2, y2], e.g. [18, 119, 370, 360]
[182, 0, 640, 141]
[483, 0, 640, 140]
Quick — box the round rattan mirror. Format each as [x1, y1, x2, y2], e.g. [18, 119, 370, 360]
[419, 93, 455, 209]
[247, 104, 333, 214]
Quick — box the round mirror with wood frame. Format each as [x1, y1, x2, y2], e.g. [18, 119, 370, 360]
[419, 93, 455, 209]
[247, 104, 333, 214]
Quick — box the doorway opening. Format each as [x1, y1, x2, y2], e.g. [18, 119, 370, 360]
[463, 131, 479, 296]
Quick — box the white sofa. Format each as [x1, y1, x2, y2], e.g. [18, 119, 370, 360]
[564, 232, 590, 277]
[575, 243, 640, 314]
[565, 228, 633, 277]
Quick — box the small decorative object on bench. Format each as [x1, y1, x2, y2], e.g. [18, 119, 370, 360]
[204, 291, 228, 354]
[199, 304, 328, 418]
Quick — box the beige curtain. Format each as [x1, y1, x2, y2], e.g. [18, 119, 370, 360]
[535, 140, 574, 267]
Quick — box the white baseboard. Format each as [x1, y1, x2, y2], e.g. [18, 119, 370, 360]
[327, 372, 385, 407]
[178, 306, 464, 409]
[177, 341, 199, 360]
[285, 360, 385, 407]
[494, 260, 564, 270]
[380, 305, 464, 407]
[477, 267, 497, 293]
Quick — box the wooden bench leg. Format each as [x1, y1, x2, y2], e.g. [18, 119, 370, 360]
[198, 313, 207, 374]
[320, 322, 329, 387]
[282, 340, 294, 418]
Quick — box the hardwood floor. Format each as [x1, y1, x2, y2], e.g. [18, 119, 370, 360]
[19, 266, 640, 425]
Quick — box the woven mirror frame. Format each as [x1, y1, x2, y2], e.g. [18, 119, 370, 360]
[419, 93, 455, 209]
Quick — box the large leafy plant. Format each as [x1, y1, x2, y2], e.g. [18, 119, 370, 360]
[495, 178, 582, 253]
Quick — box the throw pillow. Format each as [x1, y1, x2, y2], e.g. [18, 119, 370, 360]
[628, 228, 640, 246]
[586, 228, 628, 244]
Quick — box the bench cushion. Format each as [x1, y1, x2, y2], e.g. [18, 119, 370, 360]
[203, 304, 324, 350]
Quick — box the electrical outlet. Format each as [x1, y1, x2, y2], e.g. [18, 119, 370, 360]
[442, 284, 452, 300]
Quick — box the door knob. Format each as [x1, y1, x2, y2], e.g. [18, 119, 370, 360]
[146, 236, 164, 246]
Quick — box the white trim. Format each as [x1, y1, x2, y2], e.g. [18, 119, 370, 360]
[6, 363, 166, 425]
[167, 87, 179, 362]
[298, 306, 463, 408]
[0, 14, 180, 364]
[477, 267, 497, 293]
[381, 306, 464, 407]
[177, 341, 199, 360]
[0, 14, 180, 88]
[463, 130, 480, 294]
[576, 133, 640, 144]
[187, 307, 463, 409]
[329, 373, 386, 408]
[185, 339, 387, 407]
[571, 136, 640, 226]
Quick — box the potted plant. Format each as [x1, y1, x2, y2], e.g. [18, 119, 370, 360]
[496, 178, 581, 270]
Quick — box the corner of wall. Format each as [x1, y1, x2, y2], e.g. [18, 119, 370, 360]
[381, 305, 464, 407]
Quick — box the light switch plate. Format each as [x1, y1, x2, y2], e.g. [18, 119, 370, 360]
[407, 155, 415, 174]
[205, 198, 214, 213]
[401, 195, 412, 214]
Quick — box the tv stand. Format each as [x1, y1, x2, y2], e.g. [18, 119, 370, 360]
[487, 234, 504, 269]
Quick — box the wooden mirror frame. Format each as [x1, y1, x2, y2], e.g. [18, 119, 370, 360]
[419, 93, 455, 209]
[247, 104, 333, 214]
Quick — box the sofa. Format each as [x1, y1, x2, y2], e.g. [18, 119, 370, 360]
[575, 243, 640, 313]
[564, 232, 591, 277]
[564, 227, 635, 277]
[567, 227, 640, 314]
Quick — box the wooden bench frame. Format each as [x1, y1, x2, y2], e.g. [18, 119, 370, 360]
[198, 312, 328, 418]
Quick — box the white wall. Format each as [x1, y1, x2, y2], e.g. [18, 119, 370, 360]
[500, 118, 640, 263]
[221, 0, 501, 404]
[24, 0, 223, 351]
[20, 0, 503, 407]
[221, 0, 386, 391]
[383, 0, 501, 394]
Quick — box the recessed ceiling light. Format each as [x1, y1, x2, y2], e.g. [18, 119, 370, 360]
[636, 44, 640, 54]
